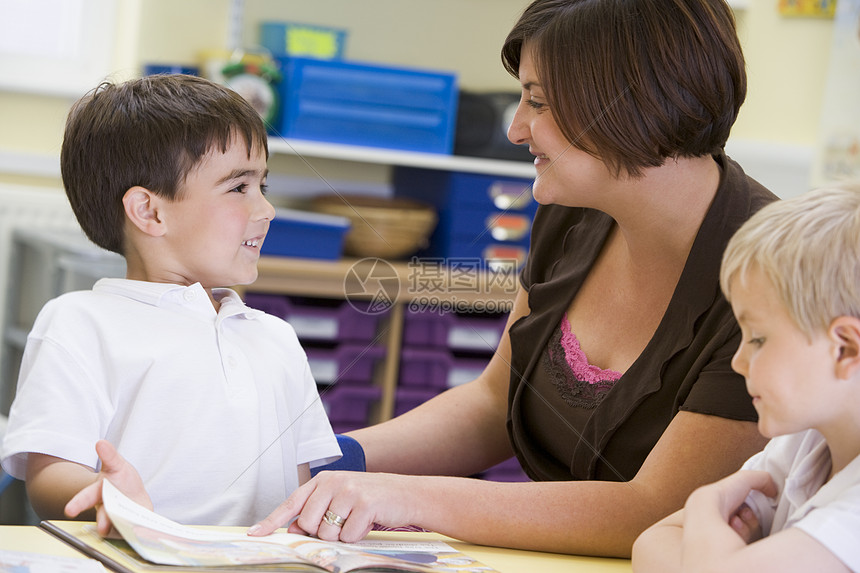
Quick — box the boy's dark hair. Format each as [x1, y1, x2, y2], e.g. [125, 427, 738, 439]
[502, 0, 745, 177]
[60, 74, 269, 255]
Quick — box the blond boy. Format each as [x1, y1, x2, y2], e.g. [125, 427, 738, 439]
[633, 184, 860, 572]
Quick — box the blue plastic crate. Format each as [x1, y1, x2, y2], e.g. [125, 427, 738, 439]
[261, 208, 350, 260]
[272, 57, 458, 154]
[393, 168, 536, 263]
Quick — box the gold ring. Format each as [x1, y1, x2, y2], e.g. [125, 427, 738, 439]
[323, 509, 345, 528]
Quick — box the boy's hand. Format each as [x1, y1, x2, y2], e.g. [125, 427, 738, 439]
[729, 502, 763, 544]
[65, 440, 152, 536]
[685, 469, 776, 544]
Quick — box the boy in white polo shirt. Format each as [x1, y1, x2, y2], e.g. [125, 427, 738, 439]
[632, 184, 860, 572]
[0, 74, 340, 530]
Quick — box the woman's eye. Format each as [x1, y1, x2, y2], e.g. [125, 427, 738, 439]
[748, 337, 765, 347]
[526, 98, 547, 111]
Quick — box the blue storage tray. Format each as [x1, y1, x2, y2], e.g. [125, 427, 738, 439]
[395, 169, 536, 212]
[442, 209, 533, 242]
[272, 57, 458, 154]
[261, 208, 350, 260]
[435, 238, 529, 267]
[393, 168, 536, 261]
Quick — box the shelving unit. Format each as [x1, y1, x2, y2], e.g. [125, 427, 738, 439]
[0, 229, 125, 417]
[242, 256, 518, 424]
[260, 136, 532, 429]
[256, 138, 532, 432]
[242, 257, 527, 481]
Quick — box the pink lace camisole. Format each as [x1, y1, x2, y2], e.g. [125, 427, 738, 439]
[541, 316, 623, 409]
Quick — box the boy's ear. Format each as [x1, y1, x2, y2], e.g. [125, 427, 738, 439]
[122, 186, 166, 237]
[829, 316, 860, 380]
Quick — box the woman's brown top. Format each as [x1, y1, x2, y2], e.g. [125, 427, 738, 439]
[507, 153, 778, 481]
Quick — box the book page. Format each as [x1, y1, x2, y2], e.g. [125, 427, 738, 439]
[344, 540, 496, 571]
[101, 480, 495, 572]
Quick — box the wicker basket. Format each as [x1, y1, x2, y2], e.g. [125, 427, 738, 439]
[311, 195, 437, 259]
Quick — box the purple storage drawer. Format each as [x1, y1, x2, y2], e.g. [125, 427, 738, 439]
[399, 347, 489, 388]
[446, 355, 489, 387]
[399, 348, 450, 388]
[339, 300, 385, 341]
[321, 384, 382, 425]
[329, 421, 365, 434]
[288, 298, 385, 342]
[243, 292, 291, 319]
[446, 314, 506, 351]
[401, 310, 448, 347]
[244, 294, 386, 342]
[393, 387, 441, 417]
[403, 309, 507, 352]
[306, 344, 386, 385]
[481, 457, 530, 482]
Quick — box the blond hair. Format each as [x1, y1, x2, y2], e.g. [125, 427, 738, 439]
[720, 182, 860, 338]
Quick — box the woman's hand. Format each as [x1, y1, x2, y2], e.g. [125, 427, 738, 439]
[248, 471, 423, 542]
[64, 440, 152, 536]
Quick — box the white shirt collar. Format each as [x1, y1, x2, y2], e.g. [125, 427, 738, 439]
[93, 278, 263, 320]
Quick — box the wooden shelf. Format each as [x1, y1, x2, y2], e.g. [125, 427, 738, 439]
[248, 256, 519, 306]
[267, 137, 537, 179]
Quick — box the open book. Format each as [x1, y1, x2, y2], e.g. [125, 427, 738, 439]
[41, 480, 497, 573]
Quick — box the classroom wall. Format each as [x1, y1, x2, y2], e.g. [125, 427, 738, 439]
[733, 4, 832, 146]
[0, 0, 231, 190]
[0, 0, 835, 195]
[727, 3, 832, 196]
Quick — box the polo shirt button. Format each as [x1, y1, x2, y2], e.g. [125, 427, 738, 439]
[183, 290, 196, 301]
[227, 356, 237, 369]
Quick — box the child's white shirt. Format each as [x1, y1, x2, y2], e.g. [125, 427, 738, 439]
[743, 429, 860, 571]
[1, 278, 340, 525]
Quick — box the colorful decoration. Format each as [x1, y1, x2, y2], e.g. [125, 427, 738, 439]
[778, 0, 837, 18]
[222, 52, 281, 125]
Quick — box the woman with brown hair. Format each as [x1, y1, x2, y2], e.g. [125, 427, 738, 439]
[251, 0, 776, 556]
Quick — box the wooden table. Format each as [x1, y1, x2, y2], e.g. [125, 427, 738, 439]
[366, 530, 632, 573]
[1, 525, 87, 556]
